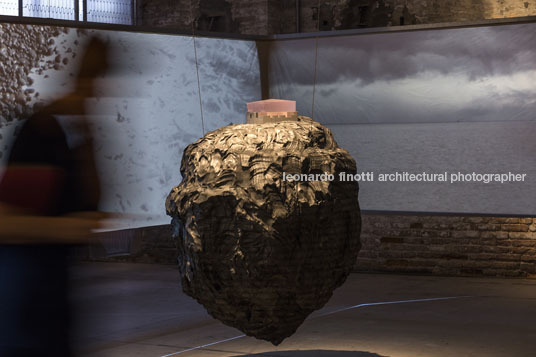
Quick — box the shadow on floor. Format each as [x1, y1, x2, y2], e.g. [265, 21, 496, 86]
[232, 351, 387, 357]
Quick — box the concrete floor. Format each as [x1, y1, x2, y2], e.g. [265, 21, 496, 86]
[71, 263, 536, 357]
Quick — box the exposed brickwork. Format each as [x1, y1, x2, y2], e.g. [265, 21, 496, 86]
[92, 213, 536, 278]
[391, 0, 489, 25]
[138, 0, 193, 30]
[138, 0, 270, 35]
[285, 0, 536, 32]
[357, 214, 536, 277]
[488, 0, 536, 18]
[90, 225, 177, 265]
[138, 0, 536, 35]
[230, 0, 271, 35]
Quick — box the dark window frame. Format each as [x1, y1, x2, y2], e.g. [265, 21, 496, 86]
[7, 0, 136, 25]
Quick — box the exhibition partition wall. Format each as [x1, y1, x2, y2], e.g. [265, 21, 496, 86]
[0, 22, 261, 228]
[1, 18, 536, 275]
[3, 20, 534, 225]
[263, 22, 536, 276]
[266, 22, 536, 215]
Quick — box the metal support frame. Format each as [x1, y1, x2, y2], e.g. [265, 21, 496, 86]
[15, 0, 136, 23]
[15, 0, 100, 22]
[296, 0, 300, 33]
[131, 0, 135, 26]
[82, 0, 87, 21]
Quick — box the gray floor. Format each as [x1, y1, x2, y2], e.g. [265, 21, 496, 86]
[72, 263, 536, 357]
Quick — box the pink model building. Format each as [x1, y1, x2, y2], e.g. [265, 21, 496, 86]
[246, 99, 298, 124]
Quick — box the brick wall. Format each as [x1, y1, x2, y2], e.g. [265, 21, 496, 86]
[138, 0, 193, 30]
[288, 0, 536, 32]
[230, 0, 271, 35]
[138, 0, 270, 35]
[89, 225, 177, 265]
[92, 213, 536, 278]
[394, 0, 536, 25]
[357, 213, 536, 277]
[138, 0, 536, 35]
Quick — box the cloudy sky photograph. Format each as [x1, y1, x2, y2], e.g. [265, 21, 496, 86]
[2, 20, 535, 216]
[268, 23, 536, 214]
[269, 23, 536, 124]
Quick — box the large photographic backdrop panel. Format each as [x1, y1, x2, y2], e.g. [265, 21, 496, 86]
[270, 24, 536, 125]
[196, 37, 262, 133]
[265, 38, 317, 118]
[268, 23, 536, 215]
[0, 23, 261, 228]
[328, 121, 536, 214]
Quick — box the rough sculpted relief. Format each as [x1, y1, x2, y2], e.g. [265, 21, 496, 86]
[166, 100, 361, 345]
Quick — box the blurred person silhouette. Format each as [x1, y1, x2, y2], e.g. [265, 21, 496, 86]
[0, 37, 109, 357]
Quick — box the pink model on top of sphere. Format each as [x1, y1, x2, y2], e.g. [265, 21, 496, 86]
[246, 99, 298, 124]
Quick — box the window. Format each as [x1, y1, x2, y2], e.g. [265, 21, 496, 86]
[87, 0, 132, 25]
[1, 0, 133, 25]
[0, 0, 18, 16]
[23, 0, 75, 20]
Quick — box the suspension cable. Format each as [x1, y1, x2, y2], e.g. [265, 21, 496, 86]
[189, 0, 206, 135]
[311, 0, 321, 122]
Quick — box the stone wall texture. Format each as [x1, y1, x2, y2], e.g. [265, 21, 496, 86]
[137, 0, 193, 30]
[0, 23, 70, 123]
[138, 0, 536, 35]
[89, 225, 177, 265]
[92, 213, 536, 278]
[287, 0, 536, 31]
[138, 0, 271, 35]
[357, 214, 536, 278]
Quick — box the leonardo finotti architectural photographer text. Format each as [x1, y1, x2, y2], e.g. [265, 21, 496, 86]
[282, 172, 528, 184]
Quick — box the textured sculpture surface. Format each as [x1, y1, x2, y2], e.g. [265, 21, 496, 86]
[166, 116, 361, 345]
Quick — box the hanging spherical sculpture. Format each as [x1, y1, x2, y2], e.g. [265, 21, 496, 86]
[166, 100, 361, 345]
